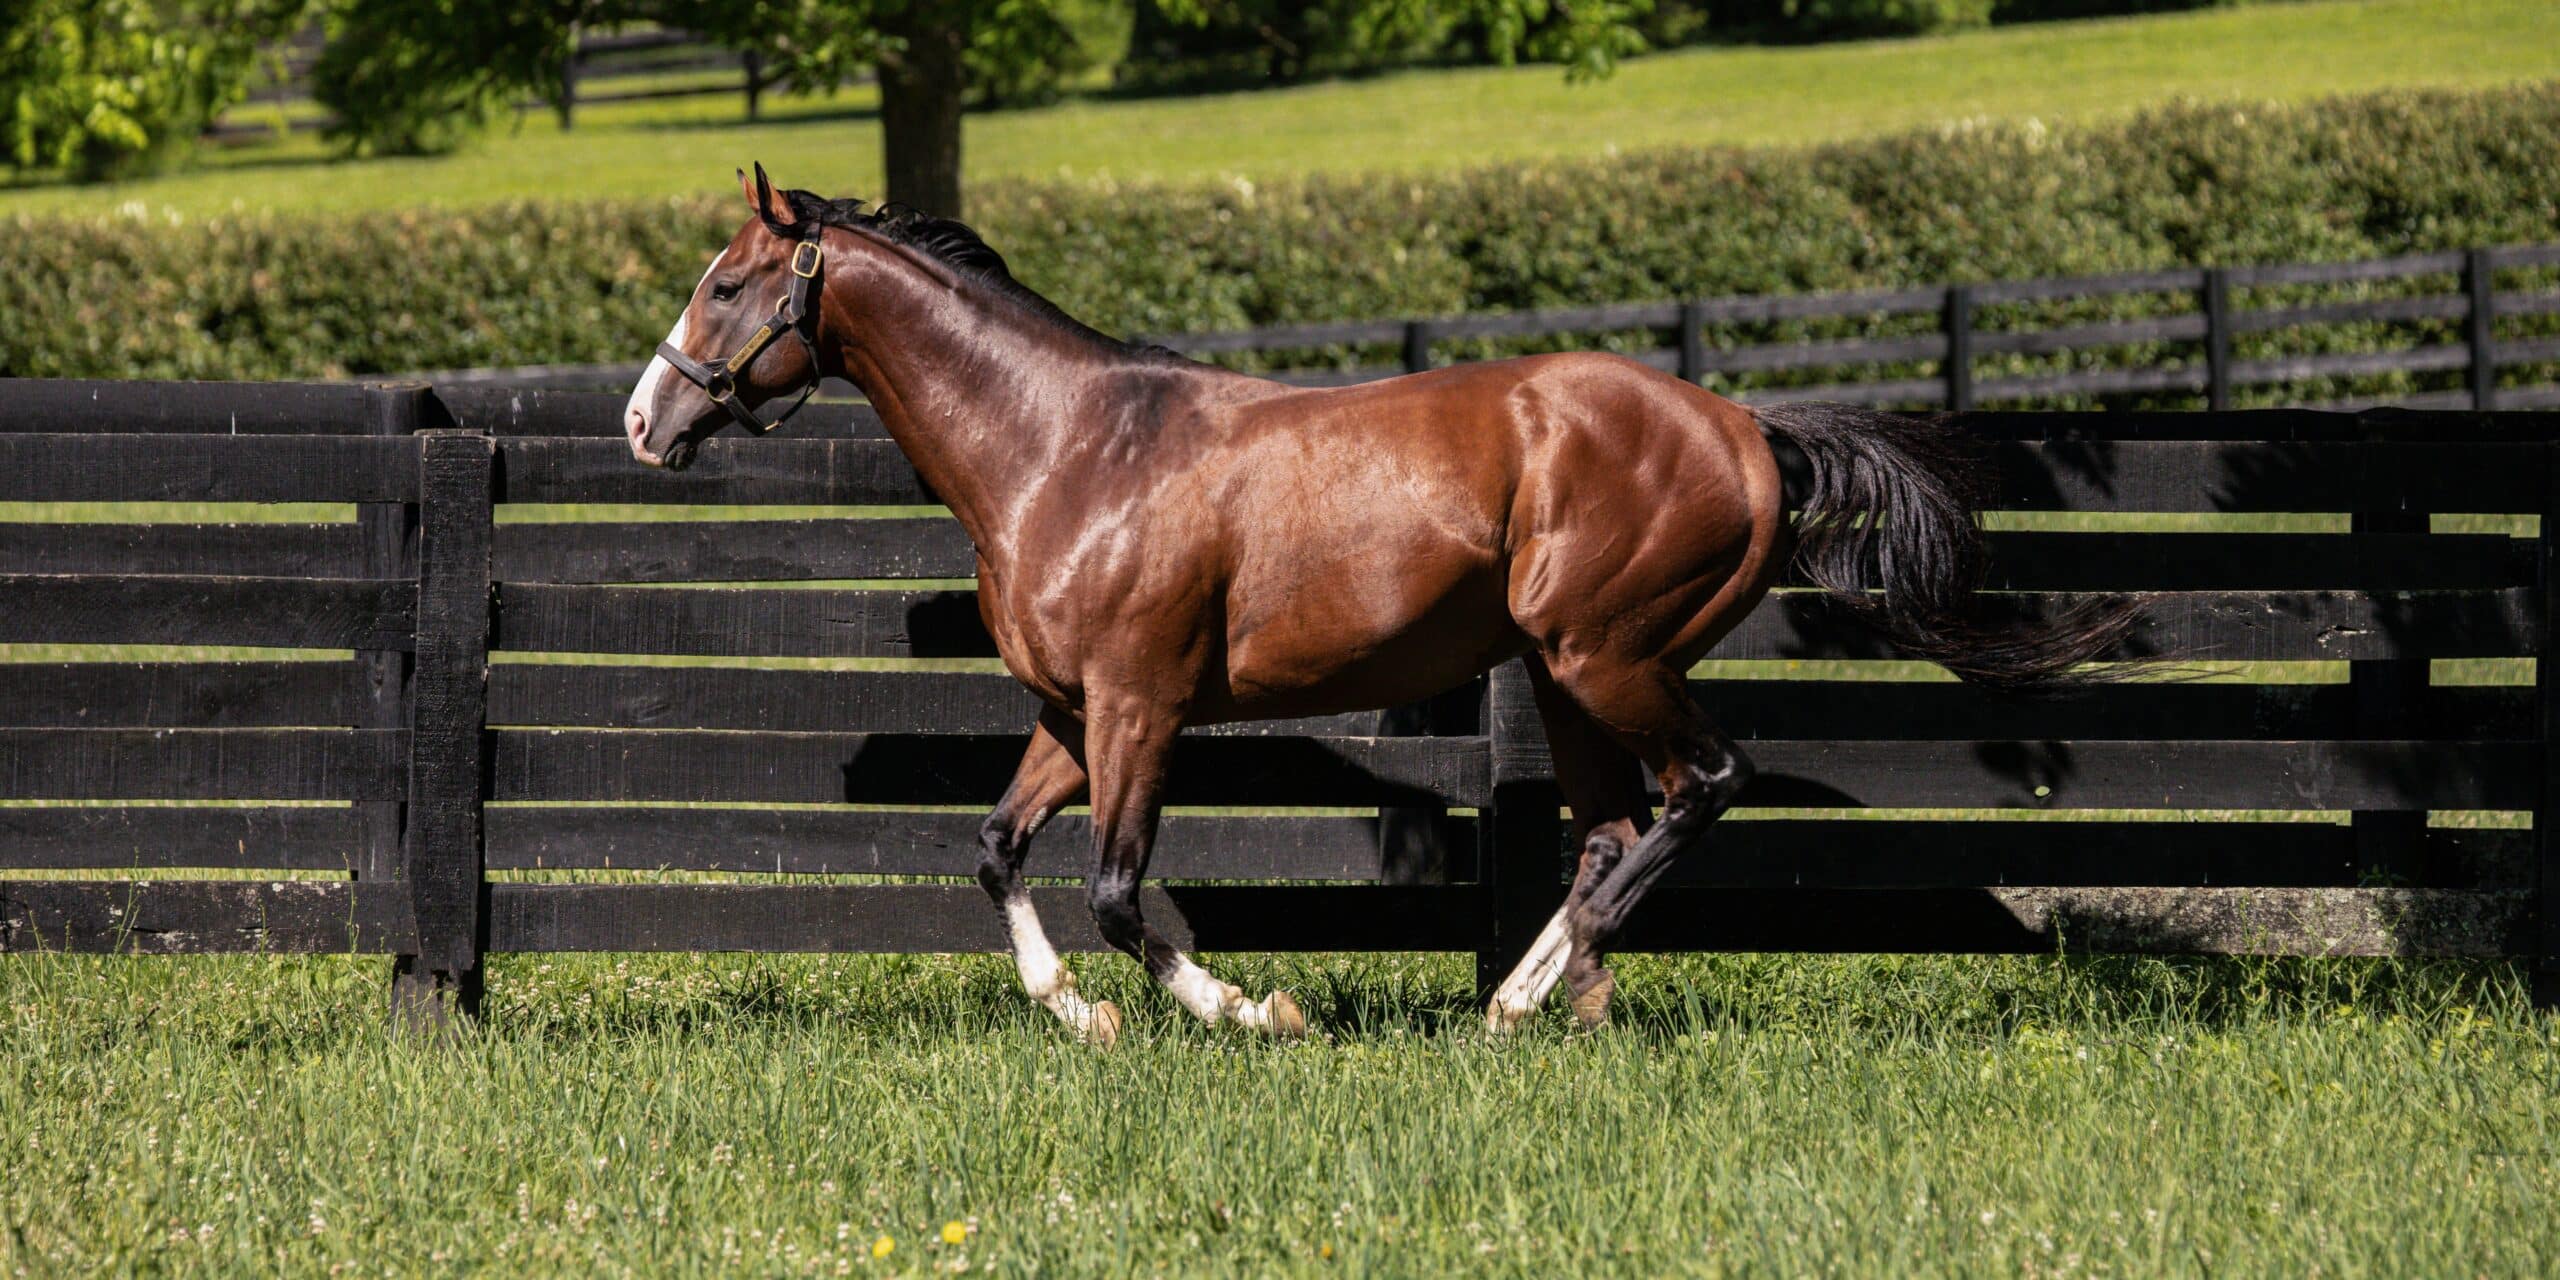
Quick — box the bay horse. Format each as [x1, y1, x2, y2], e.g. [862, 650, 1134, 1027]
[624, 165, 2135, 1043]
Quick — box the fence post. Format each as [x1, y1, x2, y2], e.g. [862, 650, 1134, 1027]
[1403, 320, 1436, 375]
[556, 28, 579, 130]
[1378, 684, 1480, 886]
[1478, 659, 1564, 1005]
[2203, 268, 2233, 411]
[392, 428, 494, 1033]
[2537, 444, 2560, 1009]
[2350, 411, 2429, 885]
[743, 50, 765, 122]
[1677, 301, 1704, 385]
[1943, 285, 1975, 412]
[357, 386, 423, 897]
[2468, 248, 2500, 411]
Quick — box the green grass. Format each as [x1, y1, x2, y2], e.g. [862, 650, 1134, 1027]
[6, 0, 2554, 218]
[2, 949, 2552, 1276]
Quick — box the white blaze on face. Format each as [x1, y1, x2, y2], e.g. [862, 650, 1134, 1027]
[624, 247, 729, 462]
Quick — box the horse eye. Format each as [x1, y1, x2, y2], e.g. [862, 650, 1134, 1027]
[711, 281, 742, 302]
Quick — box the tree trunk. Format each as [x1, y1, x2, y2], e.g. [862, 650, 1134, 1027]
[877, 12, 967, 217]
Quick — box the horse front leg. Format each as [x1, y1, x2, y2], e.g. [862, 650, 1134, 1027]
[1081, 691, 1306, 1037]
[978, 707, 1121, 1044]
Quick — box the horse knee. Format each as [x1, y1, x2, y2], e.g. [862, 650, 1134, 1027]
[1087, 878, 1147, 958]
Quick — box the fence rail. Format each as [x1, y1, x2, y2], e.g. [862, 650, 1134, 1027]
[2, 378, 2558, 1026]
[412, 242, 2560, 415]
[210, 25, 774, 141]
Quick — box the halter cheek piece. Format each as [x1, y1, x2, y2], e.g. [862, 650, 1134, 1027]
[655, 226, 826, 434]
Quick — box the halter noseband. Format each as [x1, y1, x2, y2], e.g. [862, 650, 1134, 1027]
[655, 225, 827, 435]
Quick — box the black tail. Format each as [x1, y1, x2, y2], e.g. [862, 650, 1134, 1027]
[1753, 401, 2141, 693]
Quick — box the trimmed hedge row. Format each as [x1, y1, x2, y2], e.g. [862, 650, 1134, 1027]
[1, 84, 2555, 384]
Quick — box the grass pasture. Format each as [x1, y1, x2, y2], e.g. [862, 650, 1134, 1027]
[5, 495, 2556, 1274]
[4, 0, 2554, 217]
[2, 949, 2554, 1276]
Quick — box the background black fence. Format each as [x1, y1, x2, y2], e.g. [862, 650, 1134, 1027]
[2, 379, 2555, 1025]
[211, 25, 772, 142]
[419, 242, 2560, 414]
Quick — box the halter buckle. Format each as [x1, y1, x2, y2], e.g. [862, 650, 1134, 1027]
[790, 241, 823, 278]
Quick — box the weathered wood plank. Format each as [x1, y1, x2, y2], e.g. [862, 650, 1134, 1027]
[483, 663, 2533, 741]
[486, 883, 1484, 953]
[493, 517, 970, 582]
[435, 385, 882, 439]
[1616, 886, 2527, 958]
[0, 728, 406, 799]
[0, 881, 416, 954]
[0, 574, 416, 650]
[489, 664, 1378, 736]
[491, 585, 2540, 661]
[1662, 821, 2527, 890]
[479, 524, 2526, 591]
[495, 437, 932, 505]
[489, 730, 1492, 806]
[2228, 250, 2467, 288]
[485, 438, 2551, 512]
[1724, 739, 2531, 811]
[0, 806, 363, 871]
[0, 662, 364, 728]
[1992, 442, 2546, 512]
[0, 434, 417, 501]
[0, 523, 368, 578]
[492, 583, 987, 656]
[1974, 532, 2529, 591]
[0, 379, 375, 435]
[484, 807, 1434, 880]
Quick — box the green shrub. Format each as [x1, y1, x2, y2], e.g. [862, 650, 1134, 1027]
[1, 84, 2554, 396]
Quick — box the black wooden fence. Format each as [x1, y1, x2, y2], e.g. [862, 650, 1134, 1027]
[212, 26, 772, 142]
[3, 378, 2557, 1023]
[422, 242, 2560, 413]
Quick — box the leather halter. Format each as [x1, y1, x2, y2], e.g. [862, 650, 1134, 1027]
[655, 226, 826, 434]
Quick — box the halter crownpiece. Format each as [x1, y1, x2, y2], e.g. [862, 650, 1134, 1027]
[656, 223, 827, 434]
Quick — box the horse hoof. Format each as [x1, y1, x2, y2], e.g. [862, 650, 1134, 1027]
[1484, 998, 1532, 1035]
[1261, 990, 1307, 1038]
[1082, 1000, 1123, 1048]
[1569, 972, 1615, 1031]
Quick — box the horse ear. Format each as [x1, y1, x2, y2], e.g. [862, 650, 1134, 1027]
[745, 161, 794, 231]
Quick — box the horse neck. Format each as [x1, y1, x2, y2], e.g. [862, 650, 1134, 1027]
[818, 235, 1129, 551]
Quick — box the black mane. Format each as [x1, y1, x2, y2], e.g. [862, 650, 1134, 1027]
[779, 189, 1159, 356]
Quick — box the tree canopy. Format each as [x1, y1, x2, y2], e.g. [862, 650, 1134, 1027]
[308, 1, 1656, 215]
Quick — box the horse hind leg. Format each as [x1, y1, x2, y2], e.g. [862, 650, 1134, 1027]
[1486, 658, 1652, 1032]
[978, 708, 1121, 1045]
[1487, 657, 1752, 1033]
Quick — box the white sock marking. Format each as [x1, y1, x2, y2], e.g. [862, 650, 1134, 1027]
[1488, 910, 1573, 1029]
[1003, 893, 1096, 1031]
[1163, 953, 1239, 1023]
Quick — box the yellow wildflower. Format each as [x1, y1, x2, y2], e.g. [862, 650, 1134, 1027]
[942, 1221, 967, 1246]
[871, 1234, 894, 1259]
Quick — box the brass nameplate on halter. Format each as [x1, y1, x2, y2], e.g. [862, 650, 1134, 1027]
[726, 324, 778, 373]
